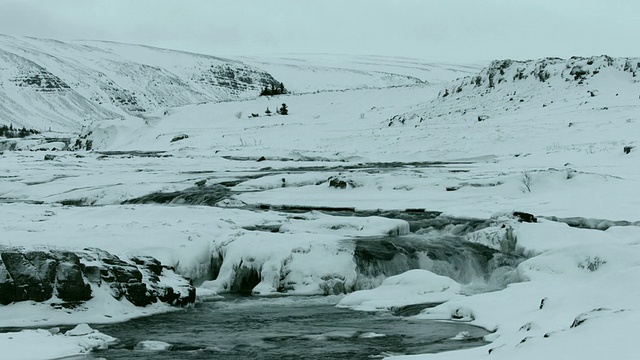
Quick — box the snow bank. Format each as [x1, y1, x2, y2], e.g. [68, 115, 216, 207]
[337, 269, 462, 311]
[0, 324, 116, 360]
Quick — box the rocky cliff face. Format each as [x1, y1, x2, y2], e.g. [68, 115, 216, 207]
[0, 34, 281, 132]
[0, 247, 195, 307]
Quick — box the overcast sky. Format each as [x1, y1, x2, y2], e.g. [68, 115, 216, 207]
[0, 0, 637, 63]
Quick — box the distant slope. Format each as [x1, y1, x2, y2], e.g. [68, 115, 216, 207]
[84, 55, 639, 164]
[367, 55, 640, 128]
[0, 35, 483, 132]
[376, 55, 640, 160]
[239, 54, 483, 93]
[0, 34, 281, 131]
[432, 55, 640, 111]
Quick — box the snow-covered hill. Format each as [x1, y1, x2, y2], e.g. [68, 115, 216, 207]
[434, 55, 640, 110]
[0, 34, 281, 131]
[0, 35, 479, 133]
[240, 54, 483, 93]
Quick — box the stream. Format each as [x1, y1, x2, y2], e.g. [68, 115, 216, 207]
[81, 296, 488, 360]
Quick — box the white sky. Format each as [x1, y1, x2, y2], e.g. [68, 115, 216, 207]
[0, 0, 638, 63]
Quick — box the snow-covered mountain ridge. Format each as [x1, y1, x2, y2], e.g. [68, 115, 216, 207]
[0, 34, 281, 131]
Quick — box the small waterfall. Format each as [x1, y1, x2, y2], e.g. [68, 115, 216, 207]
[204, 212, 525, 296]
[353, 220, 524, 291]
[122, 184, 230, 206]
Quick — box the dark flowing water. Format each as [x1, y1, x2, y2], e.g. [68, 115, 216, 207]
[83, 296, 488, 360]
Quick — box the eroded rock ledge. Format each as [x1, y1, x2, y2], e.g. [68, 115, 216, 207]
[0, 247, 195, 307]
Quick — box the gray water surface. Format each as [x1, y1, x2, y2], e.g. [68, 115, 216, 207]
[88, 296, 488, 359]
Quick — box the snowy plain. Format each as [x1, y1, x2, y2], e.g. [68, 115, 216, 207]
[0, 46, 639, 359]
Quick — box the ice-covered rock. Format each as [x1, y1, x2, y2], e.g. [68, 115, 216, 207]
[65, 323, 95, 336]
[464, 222, 517, 253]
[134, 340, 173, 351]
[337, 269, 462, 311]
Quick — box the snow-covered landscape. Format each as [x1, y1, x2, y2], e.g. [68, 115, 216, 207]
[1, 9, 639, 359]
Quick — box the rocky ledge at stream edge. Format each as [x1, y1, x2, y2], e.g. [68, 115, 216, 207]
[0, 247, 195, 307]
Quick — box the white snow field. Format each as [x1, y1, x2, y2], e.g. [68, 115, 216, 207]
[1, 46, 640, 359]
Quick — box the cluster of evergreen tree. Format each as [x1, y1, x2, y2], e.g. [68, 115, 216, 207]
[0, 124, 39, 138]
[260, 82, 287, 96]
[264, 103, 288, 116]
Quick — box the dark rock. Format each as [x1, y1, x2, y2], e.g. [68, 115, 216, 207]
[446, 186, 460, 191]
[82, 265, 102, 284]
[158, 286, 177, 305]
[540, 297, 547, 309]
[194, 179, 206, 187]
[513, 211, 537, 223]
[477, 115, 489, 122]
[329, 178, 348, 189]
[0, 259, 16, 305]
[53, 251, 91, 302]
[187, 286, 196, 304]
[328, 176, 356, 189]
[44, 154, 57, 161]
[107, 262, 143, 283]
[624, 146, 634, 154]
[170, 134, 189, 142]
[95, 250, 143, 283]
[1, 251, 56, 302]
[158, 285, 196, 307]
[519, 322, 533, 331]
[124, 282, 155, 306]
[570, 308, 619, 329]
[131, 256, 163, 277]
[257, 156, 267, 162]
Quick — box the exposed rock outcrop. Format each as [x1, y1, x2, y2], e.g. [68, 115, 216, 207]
[437, 56, 640, 102]
[0, 247, 195, 308]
